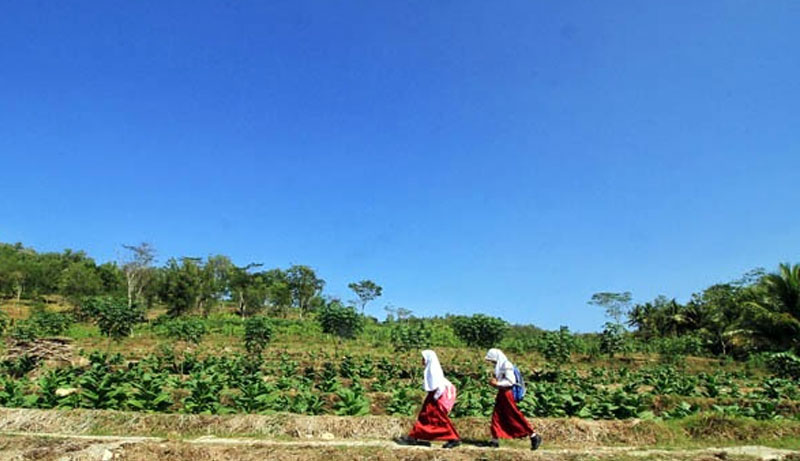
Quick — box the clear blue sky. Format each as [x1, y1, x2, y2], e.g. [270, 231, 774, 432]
[1, 2, 798, 331]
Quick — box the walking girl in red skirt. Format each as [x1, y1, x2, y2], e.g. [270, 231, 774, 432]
[398, 350, 461, 448]
[485, 348, 542, 450]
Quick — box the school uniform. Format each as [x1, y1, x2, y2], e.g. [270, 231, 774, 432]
[485, 349, 536, 440]
[407, 350, 460, 442]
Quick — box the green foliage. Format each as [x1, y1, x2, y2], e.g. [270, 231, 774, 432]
[28, 305, 73, 336]
[286, 265, 325, 314]
[182, 371, 224, 414]
[94, 297, 143, 341]
[158, 316, 208, 344]
[333, 387, 369, 416]
[348, 279, 382, 313]
[127, 370, 172, 412]
[387, 386, 417, 415]
[540, 326, 576, 366]
[766, 352, 800, 379]
[389, 320, 431, 352]
[599, 322, 626, 357]
[159, 258, 203, 317]
[78, 359, 130, 409]
[0, 309, 7, 336]
[243, 316, 273, 355]
[317, 301, 364, 340]
[589, 292, 632, 325]
[746, 263, 800, 352]
[450, 314, 508, 349]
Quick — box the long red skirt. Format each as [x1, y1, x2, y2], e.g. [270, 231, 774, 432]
[490, 388, 534, 439]
[408, 392, 460, 441]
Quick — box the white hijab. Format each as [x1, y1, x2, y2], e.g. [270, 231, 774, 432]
[485, 348, 513, 379]
[422, 350, 448, 392]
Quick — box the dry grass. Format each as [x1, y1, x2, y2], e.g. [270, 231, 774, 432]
[1, 408, 799, 450]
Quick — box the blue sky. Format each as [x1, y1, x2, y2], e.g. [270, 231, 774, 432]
[1, 1, 798, 331]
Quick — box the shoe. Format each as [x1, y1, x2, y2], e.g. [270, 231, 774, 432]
[394, 435, 431, 447]
[396, 436, 429, 446]
[530, 433, 542, 451]
[487, 439, 500, 448]
[443, 440, 461, 449]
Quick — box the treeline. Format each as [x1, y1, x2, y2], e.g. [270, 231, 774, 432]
[0, 242, 379, 319]
[589, 264, 800, 357]
[0, 241, 798, 357]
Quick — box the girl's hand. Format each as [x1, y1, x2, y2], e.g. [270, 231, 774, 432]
[489, 377, 498, 388]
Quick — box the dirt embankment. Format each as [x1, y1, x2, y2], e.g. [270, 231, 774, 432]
[2, 408, 800, 448]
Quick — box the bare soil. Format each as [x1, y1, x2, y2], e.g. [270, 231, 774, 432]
[0, 432, 797, 461]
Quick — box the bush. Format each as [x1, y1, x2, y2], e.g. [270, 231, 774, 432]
[450, 314, 508, 349]
[95, 297, 144, 341]
[28, 306, 73, 336]
[766, 352, 800, 379]
[599, 322, 626, 357]
[158, 317, 208, 344]
[540, 326, 576, 366]
[656, 335, 704, 365]
[243, 316, 273, 355]
[0, 310, 7, 336]
[317, 301, 363, 340]
[390, 320, 431, 351]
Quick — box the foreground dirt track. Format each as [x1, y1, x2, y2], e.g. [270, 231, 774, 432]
[1, 433, 798, 461]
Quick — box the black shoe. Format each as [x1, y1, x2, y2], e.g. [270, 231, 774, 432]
[487, 439, 500, 448]
[443, 440, 461, 449]
[530, 433, 542, 451]
[395, 436, 430, 447]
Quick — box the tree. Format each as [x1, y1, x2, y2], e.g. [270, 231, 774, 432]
[286, 265, 325, 316]
[348, 280, 382, 313]
[59, 261, 103, 303]
[317, 300, 363, 340]
[158, 258, 202, 317]
[689, 284, 750, 355]
[450, 314, 508, 348]
[228, 264, 266, 317]
[196, 255, 232, 315]
[121, 243, 156, 308]
[589, 292, 632, 325]
[746, 263, 800, 352]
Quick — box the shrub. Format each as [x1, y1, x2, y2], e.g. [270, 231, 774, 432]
[766, 352, 800, 379]
[450, 314, 508, 349]
[390, 320, 431, 351]
[159, 317, 208, 344]
[28, 306, 73, 336]
[317, 301, 363, 340]
[95, 297, 144, 341]
[0, 310, 7, 336]
[243, 316, 273, 355]
[540, 326, 576, 366]
[599, 322, 626, 357]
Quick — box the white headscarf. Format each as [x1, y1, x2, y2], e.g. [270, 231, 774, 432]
[422, 350, 448, 392]
[485, 348, 513, 380]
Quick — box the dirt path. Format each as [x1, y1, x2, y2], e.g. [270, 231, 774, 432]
[0, 431, 797, 461]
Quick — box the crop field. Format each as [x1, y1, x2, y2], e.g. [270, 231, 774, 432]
[1, 301, 800, 460]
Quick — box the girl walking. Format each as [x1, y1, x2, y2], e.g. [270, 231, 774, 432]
[400, 350, 461, 448]
[485, 348, 542, 450]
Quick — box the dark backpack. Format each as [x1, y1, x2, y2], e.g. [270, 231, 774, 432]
[511, 366, 526, 402]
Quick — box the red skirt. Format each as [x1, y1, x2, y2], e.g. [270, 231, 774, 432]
[408, 392, 460, 441]
[490, 388, 534, 439]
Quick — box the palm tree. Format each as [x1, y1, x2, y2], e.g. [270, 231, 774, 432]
[746, 263, 800, 351]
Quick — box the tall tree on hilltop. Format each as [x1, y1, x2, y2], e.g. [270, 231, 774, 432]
[348, 280, 382, 313]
